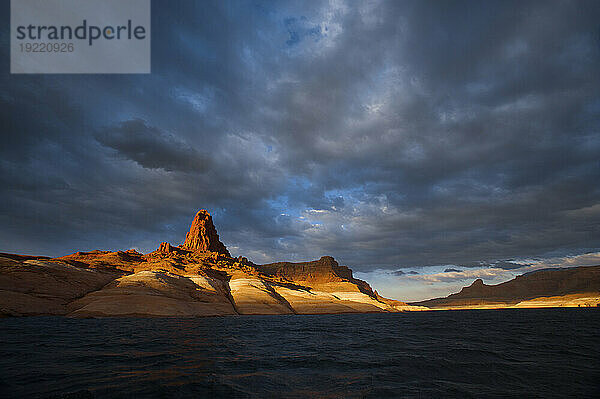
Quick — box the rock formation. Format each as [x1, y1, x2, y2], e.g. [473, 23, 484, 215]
[3, 208, 595, 317]
[0, 209, 426, 317]
[0, 254, 122, 316]
[258, 256, 352, 283]
[256, 256, 378, 298]
[158, 242, 176, 253]
[180, 210, 230, 256]
[412, 266, 600, 309]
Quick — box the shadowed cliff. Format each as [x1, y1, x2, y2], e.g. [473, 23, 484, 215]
[412, 266, 600, 309]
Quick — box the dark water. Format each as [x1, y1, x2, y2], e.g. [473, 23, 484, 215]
[1, 309, 599, 399]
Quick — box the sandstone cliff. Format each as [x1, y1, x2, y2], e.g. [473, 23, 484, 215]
[0, 210, 424, 317]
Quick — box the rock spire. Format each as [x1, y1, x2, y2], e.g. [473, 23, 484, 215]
[181, 210, 230, 256]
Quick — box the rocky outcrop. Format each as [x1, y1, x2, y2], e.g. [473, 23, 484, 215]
[59, 267, 415, 317]
[158, 242, 176, 253]
[58, 250, 144, 272]
[271, 285, 392, 314]
[412, 265, 600, 309]
[1, 209, 428, 317]
[69, 271, 237, 318]
[258, 256, 351, 283]
[3, 208, 597, 316]
[180, 210, 230, 256]
[0, 255, 121, 316]
[256, 256, 377, 297]
[227, 272, 295, 315]
[0, 255, 420, 317]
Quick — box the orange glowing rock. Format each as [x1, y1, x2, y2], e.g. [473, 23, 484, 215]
[181, 210, 230, 256]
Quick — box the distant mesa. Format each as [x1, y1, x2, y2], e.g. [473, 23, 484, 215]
[469, 278, 484, 287]
[411, 267, 600, 309]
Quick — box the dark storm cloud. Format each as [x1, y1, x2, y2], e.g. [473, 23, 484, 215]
[394, 270, 419, 276]
[444, 268, 463, 273]
[95, 119, 210, 173]
[458, 260, 528, 270]
[1, 0, 599, 270]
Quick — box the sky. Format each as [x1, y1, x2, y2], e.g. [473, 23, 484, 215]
[1, 0, 599, 301]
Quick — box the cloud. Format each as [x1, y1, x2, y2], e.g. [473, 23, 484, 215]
[444, 268, 463, 273]
[393, 270, 419, 276]
[95, 119, 211, 173]
[406, 268, 513, 284]
[0, 0, 598, 272]
[527, 252, 600, 270]
[357, 251, 600, 302]
[355, 265, 516, 302]
[460, 260, 529, 270]
[284, 16, 323, 46]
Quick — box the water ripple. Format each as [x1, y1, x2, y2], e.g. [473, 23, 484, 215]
[0, 309, 599, 398]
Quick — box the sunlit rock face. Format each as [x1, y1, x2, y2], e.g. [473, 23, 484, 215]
[1, 209, 427, 317]
[227, 273, 296, 315]
[256, 256, 378, 298]
[158, 242, 176, 253]
[2, 209, 597, 317]
[68, 270, 237, 318]
[180, 210, 230, 256]
[257, 256, 353, 284]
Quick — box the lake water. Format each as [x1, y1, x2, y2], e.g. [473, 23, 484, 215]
[1, 309, 599, 398]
